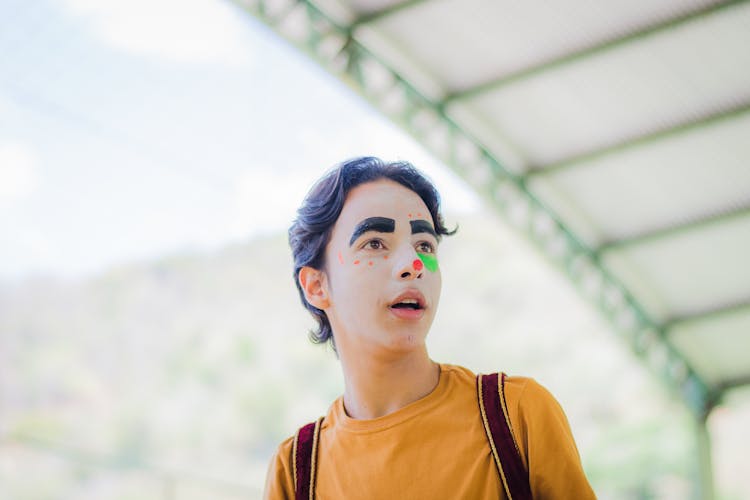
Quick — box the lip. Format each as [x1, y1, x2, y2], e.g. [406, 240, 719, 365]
[389, 306, 425, 320]
[388, 289, 426, 320]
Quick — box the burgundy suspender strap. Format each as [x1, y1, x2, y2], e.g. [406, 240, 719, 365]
[477, 373, 532, 500]
[293, 417, 323, 500]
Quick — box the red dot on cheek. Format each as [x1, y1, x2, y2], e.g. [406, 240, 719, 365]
[413, 259, 423, 271]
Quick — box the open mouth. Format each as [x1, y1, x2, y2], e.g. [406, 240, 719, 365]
[390, 299, 423, 310]
[388, 293, 426, 319]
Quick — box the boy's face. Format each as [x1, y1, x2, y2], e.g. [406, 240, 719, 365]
[317, 179, 442, 354]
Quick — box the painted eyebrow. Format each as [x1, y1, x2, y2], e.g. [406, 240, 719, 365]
[410, 219, 438, 239]
[349, 217, 395, 246]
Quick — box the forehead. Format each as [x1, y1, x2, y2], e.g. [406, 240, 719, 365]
[336, 179, 433, 228]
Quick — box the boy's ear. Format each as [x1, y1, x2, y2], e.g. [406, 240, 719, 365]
[298, 266, 330, 309]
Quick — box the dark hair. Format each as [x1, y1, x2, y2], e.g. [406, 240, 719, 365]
[288, 156, 456, 350]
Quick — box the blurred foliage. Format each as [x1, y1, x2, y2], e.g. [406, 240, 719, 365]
[1, 212, 748, 499]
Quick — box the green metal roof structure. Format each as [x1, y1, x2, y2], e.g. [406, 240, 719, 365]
[235, 0, 750, 496]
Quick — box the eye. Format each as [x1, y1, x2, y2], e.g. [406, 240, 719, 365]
[364, 239, 385, 250]
[416, 241, 435, 254]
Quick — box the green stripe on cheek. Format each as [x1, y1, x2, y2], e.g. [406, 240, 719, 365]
[417, 253, 438, 272]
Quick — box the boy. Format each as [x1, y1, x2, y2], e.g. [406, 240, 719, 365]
[264, 157, 595, 498]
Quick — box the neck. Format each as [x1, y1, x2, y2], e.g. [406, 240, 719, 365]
[338, 346, 440, 420]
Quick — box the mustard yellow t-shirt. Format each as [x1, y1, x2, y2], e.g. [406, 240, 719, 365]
[264, 364, 595, 499]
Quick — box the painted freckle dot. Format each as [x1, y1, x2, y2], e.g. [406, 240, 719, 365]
[383, 255, 388, 260]
[354, 260, 360, 265]
[413, 259, 423, 271]
[368, 261, 373, 266]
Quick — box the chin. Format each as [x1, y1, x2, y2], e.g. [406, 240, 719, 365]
[385, 327, 430, 351]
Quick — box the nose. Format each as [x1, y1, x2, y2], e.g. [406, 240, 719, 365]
[394, 250, 424, 281]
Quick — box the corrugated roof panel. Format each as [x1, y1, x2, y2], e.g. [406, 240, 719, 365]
[523, 177, 604, 247]
[445, 102, 529, 174]
[529, 112, 750, 246]
[603, 215, 750, 320]
[669, 308, 750, 387]
[355, 24, 448, 100]
[456, 2, 750, 168]
[361, 0, 723, 93]
[349, 0, 405, 14]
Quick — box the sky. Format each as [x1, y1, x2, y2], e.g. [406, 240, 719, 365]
[0, 0, 479, 281]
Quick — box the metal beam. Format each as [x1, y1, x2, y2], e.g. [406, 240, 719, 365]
[350, 0, 432, 29]
[596, 205, 750, 255]
[528, 102, 750, 177]
[664, 298, 750, 331]
[718, 375, 750, 392]
[443, 0, 748, 103]
[692, 414, 715, 500]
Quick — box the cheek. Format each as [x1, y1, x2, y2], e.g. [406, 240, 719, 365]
[338, 252, 389, 269]
[416, 253, 439, 273]
[426, 265, 442, 289]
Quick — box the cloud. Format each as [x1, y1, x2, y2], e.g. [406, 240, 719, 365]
[63, 0, 255, 66]
[0, 143, 39, 205]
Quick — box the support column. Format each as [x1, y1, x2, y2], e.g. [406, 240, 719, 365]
[693, 412, 714, 500]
